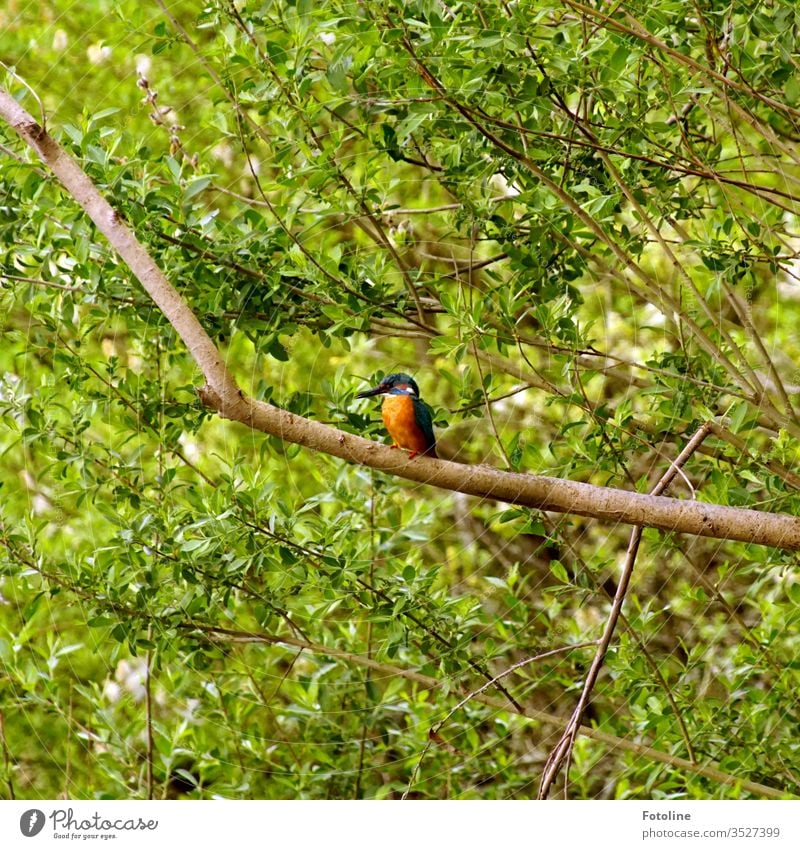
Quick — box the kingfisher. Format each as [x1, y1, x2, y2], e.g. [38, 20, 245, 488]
[356, 373, 437, 459]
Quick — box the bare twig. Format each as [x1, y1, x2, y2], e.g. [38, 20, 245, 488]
[538, 422, 713, 798]
[144, 632, 155, 799]
[403, 641, 599, 799]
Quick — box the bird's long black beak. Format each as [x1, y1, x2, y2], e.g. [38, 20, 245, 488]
[355, 384, 386, 399]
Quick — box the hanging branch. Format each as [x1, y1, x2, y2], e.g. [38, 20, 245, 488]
[538, 422, 714, 799]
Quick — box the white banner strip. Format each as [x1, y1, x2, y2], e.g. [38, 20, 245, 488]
[2, 799, 798, 848]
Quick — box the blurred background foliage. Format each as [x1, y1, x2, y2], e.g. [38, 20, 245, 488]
[0, 0, 799, 799]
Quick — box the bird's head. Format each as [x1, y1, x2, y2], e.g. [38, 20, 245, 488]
[355, 372, 420, 399]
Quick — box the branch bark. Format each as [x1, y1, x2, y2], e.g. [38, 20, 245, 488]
[2, 89, 800, 551]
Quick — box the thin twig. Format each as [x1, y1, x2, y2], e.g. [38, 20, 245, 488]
[354, 472, 378, 799]
[403, 641, 599, 799]
[471, 344, 513, 468]
[144, 628, 155, 799]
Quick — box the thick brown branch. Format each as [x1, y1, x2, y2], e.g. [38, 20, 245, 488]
[0, 90, 242, 410]
[201, 386, 800, 549]
[3, 89, 800, 551]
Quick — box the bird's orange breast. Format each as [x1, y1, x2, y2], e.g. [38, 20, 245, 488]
[381, 394, 431, 454]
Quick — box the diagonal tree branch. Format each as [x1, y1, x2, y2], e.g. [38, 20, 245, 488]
[2, 89, 800, 551]
[538, 423, 713, 799]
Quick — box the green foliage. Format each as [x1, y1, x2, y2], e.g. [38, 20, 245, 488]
[1, 0, 799, 799]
